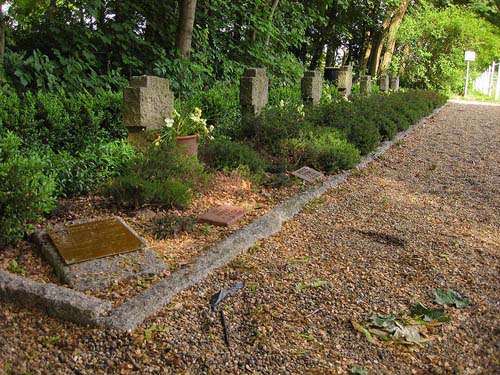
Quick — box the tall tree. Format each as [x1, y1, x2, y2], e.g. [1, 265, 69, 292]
[0, 1, 6, 81]
[368, 6, 392, 77]
[379, 0, 411, 75]
[175, 0, 197, 57]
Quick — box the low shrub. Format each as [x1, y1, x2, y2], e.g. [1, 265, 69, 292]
[200, 137, 267, 173]
[0, 132, 57, 245]
[280, 129, 361, 173]
[104, 142, 207, 209]
[151, 215, 197, 239]
[47, 140, 136, 196]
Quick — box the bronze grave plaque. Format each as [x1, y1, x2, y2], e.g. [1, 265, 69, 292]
[198, 205, 247, 227]
[291, 166, 324, 182]
[47, 217, 146, 265]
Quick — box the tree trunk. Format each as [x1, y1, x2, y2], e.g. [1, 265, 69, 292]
[264, 0, 280, 45]
[49, 0, 56, 19]
[360, 31, 372, 74]
[175, 0, 197, 57]
[368, 7, 392, 77]
[0, 1, 5, 82]
[379, 0, 411, 75]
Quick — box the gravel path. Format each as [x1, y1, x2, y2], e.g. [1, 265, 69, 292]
[1, 101, 499, 375]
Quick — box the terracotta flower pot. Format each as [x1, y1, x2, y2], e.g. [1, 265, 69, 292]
[175, 134, 199, 158]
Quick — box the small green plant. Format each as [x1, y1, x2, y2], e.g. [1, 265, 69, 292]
[296, 280, 329, 291]
[41, 335, 60, 346]
[151, 215, 197, 239]
[351, 365, 368, 375]
[144, 325, 168, 343]
[248, 283, 257, 295]
[10, 259, 27, 275]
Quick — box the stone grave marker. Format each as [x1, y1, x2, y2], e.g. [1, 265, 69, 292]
[123, 75, 174, 146]
[36, 217, 166, 291]
[240, 68, 269, 117]
[338, 65, 353, 97]
[360, 75, 372, 95]
[48, 217, 146, 264]
[291, 166, 324, 182]
[301, 70, 322, 105]
[198, 205, 248, 227]
[390, 76, 400, 91]
[379, 74, 390, 92]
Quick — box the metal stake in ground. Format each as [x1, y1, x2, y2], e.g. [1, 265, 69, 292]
[210, 282, 243, 348]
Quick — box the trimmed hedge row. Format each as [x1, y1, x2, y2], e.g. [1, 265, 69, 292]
[201, 90, 447, 175]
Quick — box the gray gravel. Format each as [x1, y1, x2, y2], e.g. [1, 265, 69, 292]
[0, 101, 499, 375]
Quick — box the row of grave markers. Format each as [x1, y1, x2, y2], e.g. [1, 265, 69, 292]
[122, 68, 401, 133]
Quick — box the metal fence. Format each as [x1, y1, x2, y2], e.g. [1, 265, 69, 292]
[473, 61, 500, 100]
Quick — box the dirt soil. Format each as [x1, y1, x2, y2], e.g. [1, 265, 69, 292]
[1, 101, 499, 374]
[0, 172, 305, 304]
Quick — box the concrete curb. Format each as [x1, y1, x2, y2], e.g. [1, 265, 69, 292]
[0, 104, 446, 330]
[0, 270, 112, 326]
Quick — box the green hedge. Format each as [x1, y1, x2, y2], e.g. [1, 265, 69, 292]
[0, 132, 57, 245]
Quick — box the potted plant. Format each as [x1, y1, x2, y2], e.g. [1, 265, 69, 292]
[159, 107, 212, 158]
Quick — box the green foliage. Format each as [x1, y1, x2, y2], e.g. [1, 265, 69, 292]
[281, 129, 361, 173]
[0, 87, 125, 153]
[396, 5, 500, 93]
[47, 140, 136, 196]
[0, 132, 56, 245]
[434, 288, 473, 308]
[200, 137, 267, 173]
[104, 143, 207, 209]
[151, 215, 197, 239]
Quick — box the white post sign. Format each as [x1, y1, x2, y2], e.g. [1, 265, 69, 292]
[465, 51, 476, 62]
[464, 51, 476, 97]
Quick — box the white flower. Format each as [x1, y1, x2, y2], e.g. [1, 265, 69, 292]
[164, 118, 174, 128]
[209, 125, 215, 132]
[279, 99, 285, 108]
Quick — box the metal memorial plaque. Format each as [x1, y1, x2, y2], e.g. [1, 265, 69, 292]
[291, 166, 324, 182]
[48, 217, 146, 265]
[198, 205, 248, 227]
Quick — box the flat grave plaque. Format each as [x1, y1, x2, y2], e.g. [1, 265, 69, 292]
[291, 166, 324, 182]
[48, 217, 147, 265]
[198, 205, 247, 227]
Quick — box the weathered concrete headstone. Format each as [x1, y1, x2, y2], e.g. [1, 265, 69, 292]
[123, 75, 174, 145]
[324, 67, 339, 84]
[291, 166, 324, 182]
[198, 205, 247, 227]
[360, 75, 372, 95]
[36, 217, 167, 291]
[338, 65, 353, 97]
[301, 70, 323, 105]
[390, 76, 400, 91]
[240, 68, 269, 117]
[379, 74, 390, 92]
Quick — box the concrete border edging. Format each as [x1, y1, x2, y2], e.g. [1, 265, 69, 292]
[0, 270, 112, 326]
[0, 104, 446, 330]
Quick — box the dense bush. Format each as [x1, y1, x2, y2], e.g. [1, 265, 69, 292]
[200, 137, 267, 173]
[237, 90, 447, 174]
[0, 86, 125, 153]
[104, 143, 207, 209]
[0, 132, 57, 245]
[280, 129, 361, 173]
